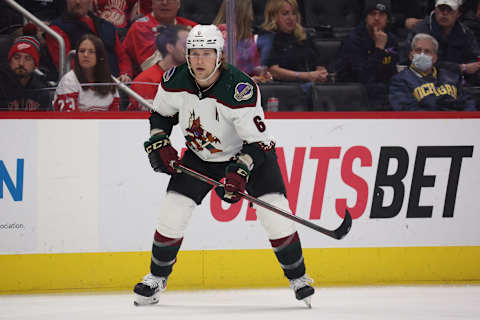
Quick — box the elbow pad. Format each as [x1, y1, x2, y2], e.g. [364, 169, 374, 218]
[149, 111, 179, 136]
[240, 141, 275, 170]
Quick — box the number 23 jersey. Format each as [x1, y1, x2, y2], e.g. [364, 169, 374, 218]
[152, 63, 273, 162]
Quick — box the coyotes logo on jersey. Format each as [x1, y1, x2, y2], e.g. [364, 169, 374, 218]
[185, 112, 222, 154]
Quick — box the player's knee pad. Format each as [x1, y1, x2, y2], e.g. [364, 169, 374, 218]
[254, 193, 296, 240]
[156, 192, 196, 238]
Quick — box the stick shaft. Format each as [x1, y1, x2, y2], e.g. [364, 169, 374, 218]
[175, 164, 352, 239]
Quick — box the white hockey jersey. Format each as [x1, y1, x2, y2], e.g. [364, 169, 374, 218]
[152, 64, 273, 162]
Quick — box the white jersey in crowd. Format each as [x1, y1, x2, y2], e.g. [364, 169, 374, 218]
[53, 70, 120, 112]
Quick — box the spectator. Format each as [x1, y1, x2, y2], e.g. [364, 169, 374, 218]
[336, 0, 398, 83]
[406, 0, 480, 81]
[213, 0, 270, 82]
[91, 0, 137, 39]
[0, 34, 52, 111]
[129, 24, 189, 110]
[390, 33, 476, 110]
[258, 0, 328, 83]
[123, 0, 196, 74]
[336, 0, 398, 109]
[46, 0, 132, 82]
[53, 34, 120, 111]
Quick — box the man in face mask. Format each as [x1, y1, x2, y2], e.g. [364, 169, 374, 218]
[389, 33, 476, 110]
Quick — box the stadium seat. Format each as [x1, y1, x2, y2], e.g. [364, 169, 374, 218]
[258, 82, 312, 111]
[178, 0, 223, 24]
[252, 0, 268, 32]
[302, 0, 361, 33]
[311, 83, 369, 111]
[463, 86, 480, 110]
[312, 39, 342, 68]
[332, 26, 355, 40]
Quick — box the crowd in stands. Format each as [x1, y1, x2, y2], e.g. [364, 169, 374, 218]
[1, 0, 480, 112]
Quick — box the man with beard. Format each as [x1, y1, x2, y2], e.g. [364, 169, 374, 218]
[45, 0, 132, 82]
[335, 0, 398, 109]
[0, 35, 52, 111]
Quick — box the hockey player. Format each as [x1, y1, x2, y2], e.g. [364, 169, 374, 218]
[133, 24, 315, 307]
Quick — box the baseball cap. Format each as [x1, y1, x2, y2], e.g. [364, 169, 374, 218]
[364, 0, 392, 16]
[435, 0, 459, 11]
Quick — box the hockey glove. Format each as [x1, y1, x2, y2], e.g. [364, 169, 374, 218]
[214, 186, 241, 204]
[223, 162, 250, 202]
[144, 134, 179, 175]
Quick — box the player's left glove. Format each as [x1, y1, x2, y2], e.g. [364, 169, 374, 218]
[223, 162, 251, 203]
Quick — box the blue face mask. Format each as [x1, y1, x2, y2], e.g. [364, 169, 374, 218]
[412, 53, 433, 72]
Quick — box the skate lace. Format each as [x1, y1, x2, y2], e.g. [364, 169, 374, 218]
[142, 273, 167, 290]
[289, 274, 314, 292]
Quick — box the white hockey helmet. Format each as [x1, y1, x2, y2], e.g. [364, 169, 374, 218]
[186, 25, 225, 81]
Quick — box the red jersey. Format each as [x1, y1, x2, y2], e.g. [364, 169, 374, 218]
[92, 0, 137, 29]
[123, 14, 196, 71]
[129, 63, 165, 111]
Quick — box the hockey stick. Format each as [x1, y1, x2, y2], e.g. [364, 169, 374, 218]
[173, 163, 352, 240]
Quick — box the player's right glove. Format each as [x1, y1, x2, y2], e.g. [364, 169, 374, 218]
[223, 162, 251, 202]
[144, 134, 179, 175]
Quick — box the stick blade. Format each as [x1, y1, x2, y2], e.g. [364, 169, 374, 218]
[332, 209, 352, 240]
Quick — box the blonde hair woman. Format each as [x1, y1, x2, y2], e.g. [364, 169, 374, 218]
[258, 0, 328, 82]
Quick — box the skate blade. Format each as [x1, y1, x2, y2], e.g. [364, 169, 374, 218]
[133, 294, 159, 306]
[303, 296, 312, 309]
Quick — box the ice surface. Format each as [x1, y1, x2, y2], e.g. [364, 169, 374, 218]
[0, 285, 478, 320]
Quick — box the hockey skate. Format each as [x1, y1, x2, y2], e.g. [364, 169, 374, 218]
[289, 275, 315, 308]
[133, 273, 167, 306]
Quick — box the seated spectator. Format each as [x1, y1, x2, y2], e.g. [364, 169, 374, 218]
[406, 0, 480, 84]
[336, 0, 398, 83]
[213, 0, 271, 82]
[129, 24, 189, 110]
[364, 0, 426, 36]
[46, 0, 132, 82]
[390, 33, 476, 110]
[258, 0, 328, 83]
[0, 34, 52, 111]
[336, 0, 398, 109]
[91, 0, 137, 39]
[53, 34, 120, 111]
[123, 0, 196, 74]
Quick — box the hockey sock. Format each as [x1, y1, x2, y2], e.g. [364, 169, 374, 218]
[269, 232, 306, 280]
[150, 231, 183, 277]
